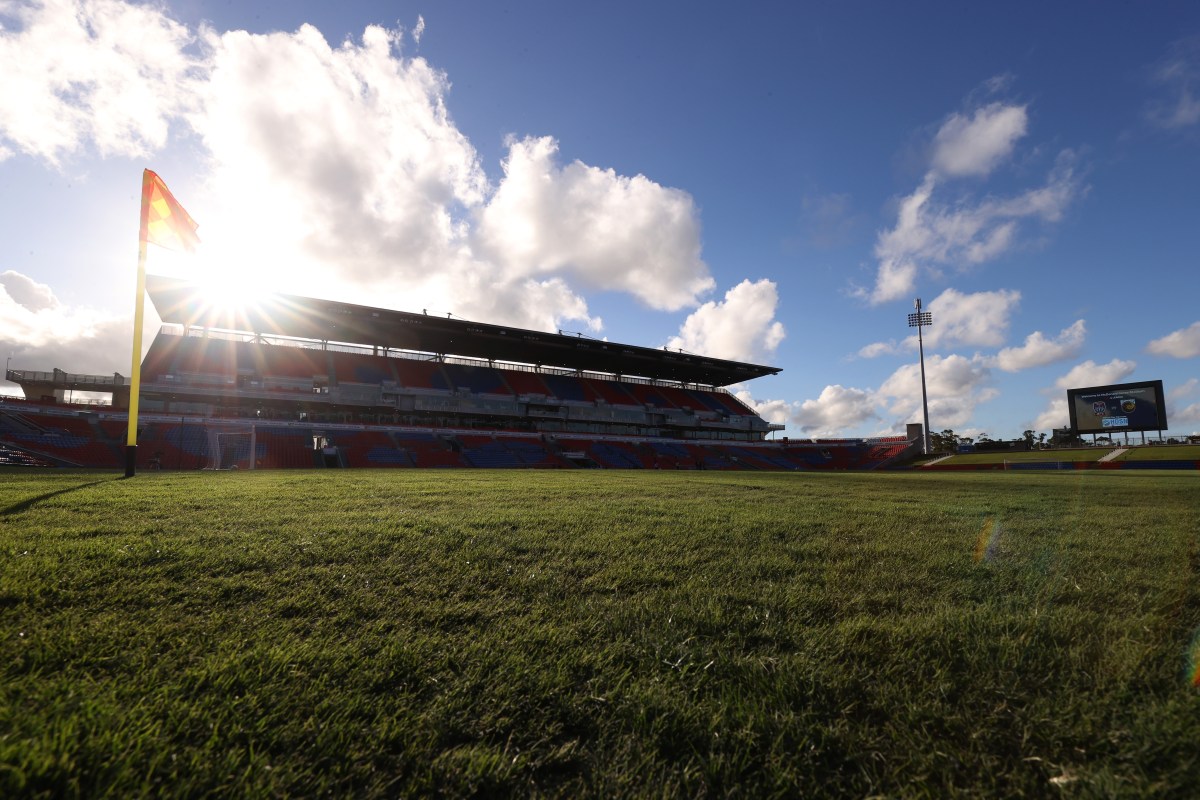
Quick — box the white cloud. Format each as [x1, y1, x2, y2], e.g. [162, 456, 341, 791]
[859, 287, 1021, 355]
[1172, 403, 1200, 429]
[1031, 358, 1138, 431]
[0, 270, 59, 312]
[791, 384, 878, 436]
[0, 0, 197, 165]
[2, 5, 726, 337]
[1168, 378, 1198, 403]
[734, 384, 884, 438]
[412, 15, 425, 45]
[1031, 400, 1068, 433]
[750, 347, 1017, 437]
[864, 99, 1082, 305]
[733, 390, 794, 426]
[993, 319, 1086, 372]
[876, 353, 996, 430]
[744, 354, 1000, 438]
[196, 23, 487, 284]
[1169, 380, 1200, 428]
[865, 175, 932, 304]
[1147, 321, 1200, 358]
[1053, 358, 1137, 391]
[665, 279, 785, 362]
[0, 269, 138, 378]
[918, 287, 1020, 349]
[931, 102, 1028, 178]
[476, 135, 715, 312]
[194, 25, 716, 330]
[1147, 37, 1200, 130]
[858, 340, 899, 359]
[441, 274, 600, 336]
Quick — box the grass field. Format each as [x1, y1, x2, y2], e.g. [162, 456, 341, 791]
[935, 448, 1107, 465]
[1119, 445, 1200, 462]
[932, 445, 1200, 467]
[2, 469, 1198, 797]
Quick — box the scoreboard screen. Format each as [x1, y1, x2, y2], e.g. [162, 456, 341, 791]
[1066, 380, 1167, 434]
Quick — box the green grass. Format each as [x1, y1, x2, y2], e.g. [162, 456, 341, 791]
[930, 445, 1200, 467]
[936, 448, 1107, 465]
[1119, 445, 1200, 462]
[2, 469, 1198, 797]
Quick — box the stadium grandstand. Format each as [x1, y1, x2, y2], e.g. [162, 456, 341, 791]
[1, 276, 917, 471]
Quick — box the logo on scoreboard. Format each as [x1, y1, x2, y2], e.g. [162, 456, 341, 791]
[1092, 401, 1107, 416]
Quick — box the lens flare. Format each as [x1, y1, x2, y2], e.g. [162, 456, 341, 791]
[974, 517, 1003, 564]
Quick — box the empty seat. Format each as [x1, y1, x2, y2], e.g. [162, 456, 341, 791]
[541, 374, 594, 402]
[394, 360, 449, 390]
[442, 364, 511, 395]
[504, 371, 552, 396]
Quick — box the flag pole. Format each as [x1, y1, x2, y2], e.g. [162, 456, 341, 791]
[126, 170, 153, 478]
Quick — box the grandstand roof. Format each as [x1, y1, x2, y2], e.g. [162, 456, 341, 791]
[145, 275, 781, 386]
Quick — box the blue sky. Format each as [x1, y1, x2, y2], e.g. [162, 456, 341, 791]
[2, 0, 1198, 439]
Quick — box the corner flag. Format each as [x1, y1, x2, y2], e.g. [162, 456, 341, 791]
[127, 169, 199, 477]
[141, 169, 200, 252]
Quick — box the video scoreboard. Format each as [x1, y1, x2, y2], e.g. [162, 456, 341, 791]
[1066, 380, 1167, 434]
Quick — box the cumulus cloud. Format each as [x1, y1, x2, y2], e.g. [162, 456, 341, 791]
[1030, 402, 1066, 432]
[665, 279, 785, 362]
[197, 25, 714, 328]
[931, 102, 1028, 178]
[0, 0, 197, 165]
[435, 272, 601, 335]
[734, 385, 879, 438]
[1147, 321, 1200, 358]
[859, 287, 1021, 355]
[876, 353, 996, 430]
[476, 136, 714, 312]
[188, 22, 615, 334]
[0, 269, 137, 378]
[1168, 379, 1200, 428]
[1053, 358, 1138, 391]
[748, 349, 1010, 437]
[791, 385, 879, 436]
[862, 94, 1082, 305]
[2, 4, 726, 339]
[1031, 358, 1138, 431]
[1172, 403, 1200, 429]
[1168, 378, 1198, 403]
[196, 23, 486, 283]
[918, 288, 1020, 349]
[748, 353, 1000, 438]
[993, 319, 1086, 372]
[733, 390, 794, 426]
[0, 270, 59, 312]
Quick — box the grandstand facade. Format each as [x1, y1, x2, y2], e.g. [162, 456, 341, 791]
[1, 277, 917, 471]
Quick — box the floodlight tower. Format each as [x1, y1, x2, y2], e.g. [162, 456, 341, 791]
[907, 298, 933, 454]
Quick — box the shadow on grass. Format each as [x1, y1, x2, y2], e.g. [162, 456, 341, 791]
[1, 478, 118, 516]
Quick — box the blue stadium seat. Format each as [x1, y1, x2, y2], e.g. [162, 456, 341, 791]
[541, 374, 590, 402]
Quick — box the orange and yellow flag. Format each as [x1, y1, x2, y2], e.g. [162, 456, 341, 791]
[140, 169, 199, 252]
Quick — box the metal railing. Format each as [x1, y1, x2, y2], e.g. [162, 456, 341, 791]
[6, 369, 129, 387]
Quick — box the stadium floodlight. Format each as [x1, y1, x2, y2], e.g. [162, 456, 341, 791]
[907, 298, 933, 455]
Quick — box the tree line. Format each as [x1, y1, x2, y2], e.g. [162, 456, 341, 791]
[929, 429, 1048, 454]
